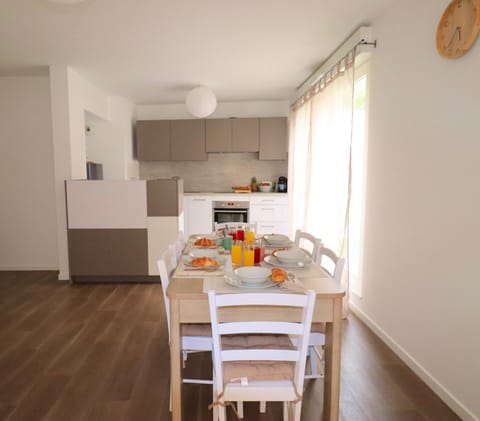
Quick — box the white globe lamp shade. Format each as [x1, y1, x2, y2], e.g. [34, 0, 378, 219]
[186, 86, 217, 118]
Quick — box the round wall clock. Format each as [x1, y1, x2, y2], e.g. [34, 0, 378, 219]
[436, 0, 480, 58]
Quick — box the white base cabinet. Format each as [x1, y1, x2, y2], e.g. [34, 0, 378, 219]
[250, 196, 289, 236]
[184, 196, 213, 238]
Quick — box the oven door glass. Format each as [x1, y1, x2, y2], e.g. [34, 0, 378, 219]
[213, 209, 248, 224]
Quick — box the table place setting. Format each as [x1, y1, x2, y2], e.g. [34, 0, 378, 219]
[203, 266, 306, 294]
[174, 251, 233, 278]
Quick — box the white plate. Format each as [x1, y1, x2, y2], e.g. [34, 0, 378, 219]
[189, 248, 219, 258]
[183, 255, 226, 268]
[224, 273, 277, 289]
[263, 254, 312, 268]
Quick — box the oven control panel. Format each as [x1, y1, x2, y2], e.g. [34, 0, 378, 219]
[213, 201, 249, 209]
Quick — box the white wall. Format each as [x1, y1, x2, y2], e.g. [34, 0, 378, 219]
[352, 1, 480, 420]
[85, 97, 136, 180]
[50, 66, 135, 279]
[0, 76, 58, 269]
[136, 100, 289, 120]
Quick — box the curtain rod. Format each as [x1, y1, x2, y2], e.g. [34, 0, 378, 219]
[293, 27, 376, 102]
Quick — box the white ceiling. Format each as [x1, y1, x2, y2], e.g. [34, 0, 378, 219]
[0, 0, 395, 104]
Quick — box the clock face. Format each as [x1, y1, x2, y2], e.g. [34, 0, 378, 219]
[436, 0, 480, 58]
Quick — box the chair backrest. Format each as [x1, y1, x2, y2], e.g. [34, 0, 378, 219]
[157, 247, 177, 339]
[177, 230, 186, 249]
[168, 243, 179, 266]
[214, 222, 258, 234]
[317, 246, 345, 283]
[208, 290, 315, 393]
[294, 229, 322, 259]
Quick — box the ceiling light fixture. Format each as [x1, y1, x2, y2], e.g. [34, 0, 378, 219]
[185, 86, 217, 118]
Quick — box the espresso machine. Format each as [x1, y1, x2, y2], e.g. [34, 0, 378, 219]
[277, 176, 287, 193]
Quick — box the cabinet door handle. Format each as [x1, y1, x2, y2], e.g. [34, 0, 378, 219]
[192, 199, 207, 202]
[261, 225, 276, 228]
[261, 208, 275, 211]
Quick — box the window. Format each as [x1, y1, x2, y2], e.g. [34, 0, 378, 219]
[349, 61, 370, 297]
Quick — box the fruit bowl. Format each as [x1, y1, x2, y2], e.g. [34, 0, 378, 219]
[258, 181, 274, 193]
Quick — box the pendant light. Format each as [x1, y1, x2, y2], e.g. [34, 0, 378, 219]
[185, 86, 217, 118]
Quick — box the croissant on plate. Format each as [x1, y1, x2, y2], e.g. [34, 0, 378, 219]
[190, 257, 218, 267]
[194, 238, 216, 247]
[271, 268, 287, 283]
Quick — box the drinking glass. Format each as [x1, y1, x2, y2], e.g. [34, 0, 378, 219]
[236, 229, 245, 241]
[222, 235, 233, 251]
[231, 241, 243, 266]
[243, 244, 255, 266]
[245, 229, 255, 245]
[254, 240, 265, 264]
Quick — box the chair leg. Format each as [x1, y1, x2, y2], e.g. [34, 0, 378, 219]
[283, 401, 289, 421]
[292, 401, 302, 421]
[309, 346, 318, 376]
[260, 401, 266, 413]
[237, 401, 244, 418]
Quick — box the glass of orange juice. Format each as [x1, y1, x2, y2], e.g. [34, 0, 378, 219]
[243, 244, 255, 266]
[245, 229, 255, 245]
[231, 241, 243, 266]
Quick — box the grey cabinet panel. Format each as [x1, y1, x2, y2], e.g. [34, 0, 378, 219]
[146, 179, 184, 216]
[68, 229, 148, 275]
[232, 118, 259, 152]
[259, 117, 288, 160]
[136, 120, 171, 161]
[171, 119, 207, 161]
[206, 119, 232, 152]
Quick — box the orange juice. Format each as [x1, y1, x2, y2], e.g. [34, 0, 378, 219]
[245, 230, 255, 245]
[231, 242, 243, 266]
[243, 246, 254, 266]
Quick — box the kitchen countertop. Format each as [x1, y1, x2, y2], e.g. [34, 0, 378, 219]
[184, 191, 287, 196]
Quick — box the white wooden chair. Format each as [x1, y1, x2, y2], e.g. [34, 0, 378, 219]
[157, 248, 213, 410]
[208, 290, 316, 421]
[305, 245, 345, 380]
[214, 222, 257, 235]
[158, 248, 245, 415]
[294, 229, 322, 259]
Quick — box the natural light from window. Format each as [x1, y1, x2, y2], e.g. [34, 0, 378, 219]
[349, 69, 368, 297]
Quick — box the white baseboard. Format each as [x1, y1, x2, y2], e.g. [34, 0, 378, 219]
[0, 266, 58, 271]
[350, 303, 479, 421]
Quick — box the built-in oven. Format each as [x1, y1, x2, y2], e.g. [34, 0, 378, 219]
[212, 200, 249, 225]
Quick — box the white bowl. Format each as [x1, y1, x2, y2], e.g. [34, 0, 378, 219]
[274, 249, 305, 264]
[259, 185, 273, 192]
[264, 234, 290, 245]
[234, 266, 271, 284]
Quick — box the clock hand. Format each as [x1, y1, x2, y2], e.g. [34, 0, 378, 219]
[447, 26, 461, 47]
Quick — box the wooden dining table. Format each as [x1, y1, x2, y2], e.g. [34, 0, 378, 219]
[167, 239, 346, 421]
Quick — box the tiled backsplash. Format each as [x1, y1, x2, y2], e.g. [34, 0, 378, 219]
[139, 153, 287, 192]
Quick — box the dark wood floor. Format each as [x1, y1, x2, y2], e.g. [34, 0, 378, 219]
[0, 271, 461, 421]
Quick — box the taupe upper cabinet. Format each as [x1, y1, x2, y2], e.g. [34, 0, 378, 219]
[206, 119, 231, 152]
[259, 117, 288, 160]
[232, 118, 259, 152]
[136, 120, 171, 161]
[206, 118, 259, 153]
[171, 119, 207, 161]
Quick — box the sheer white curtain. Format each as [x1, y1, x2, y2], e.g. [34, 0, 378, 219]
[289, 51, 355, 313]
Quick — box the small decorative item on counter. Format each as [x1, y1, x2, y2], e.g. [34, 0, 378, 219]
[250, 176, 258, 192]
[232, 185, 251, 193]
